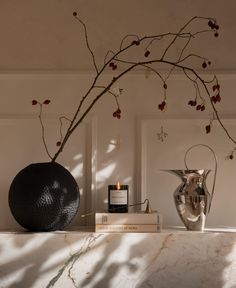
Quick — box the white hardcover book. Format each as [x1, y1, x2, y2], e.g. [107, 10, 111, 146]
[95, 211, 162, 225]
[95, 224, 162, 233]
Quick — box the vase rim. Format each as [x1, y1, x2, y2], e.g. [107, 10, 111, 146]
[161, 169, 211, 176]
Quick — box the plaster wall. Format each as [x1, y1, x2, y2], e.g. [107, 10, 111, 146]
[0, 72, 235, 230]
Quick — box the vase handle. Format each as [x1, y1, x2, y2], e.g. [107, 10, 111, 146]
[184, 144, 218, 212]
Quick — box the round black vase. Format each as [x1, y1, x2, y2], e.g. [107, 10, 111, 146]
[8, 162, 80, 232]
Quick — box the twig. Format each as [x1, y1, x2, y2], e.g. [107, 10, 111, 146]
[46, 14, 231, 163]
[73, 12, 98, 74]
[38, 103, 52, 160]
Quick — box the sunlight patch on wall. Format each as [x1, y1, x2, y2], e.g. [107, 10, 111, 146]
[106, 139, 117, 153]
[73, 154, 83, 161]
[79, 187, 83, 196]
[106, 136, 122, 154]
[71, 163, 83, 179]
[122, 176, 132, 184]
[96, 163, 116, 189]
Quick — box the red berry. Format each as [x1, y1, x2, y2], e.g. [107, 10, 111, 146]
[205, 124, 211, 134]
[196, 105, 202, 111]
[208, 61, 211, 65]
[188, 100, 197, 106]
[208, 20, 213, 28]
[163, 83, 167, 89]
[216, 84, 220, 90]
[131, 40, 136, 45]
[109, 62, 114, 67]
[117, 114, 121, 119]
[32, 100, 37, 105]
[212, 23, 219, 30]
[230, 154, 234, 160]
[56, 141, 61, 146]
[214, 32, 219, 37]
[215, 94, 221, 102]
[73, 12, 77, 16]
[112, 64, 117, 70]
[211, 96, 217, 104]
[188, 100, 193, 106]
[144, 50, 150, 57]
[201, 105, 205, 111]
[43, 99, 51, 105]
[158, 101, 166, 111]
[132, 40, 140, 45]
[113, 112, 117, 117]
[117, 108, 121, 114]
[202, 61, 207, 69]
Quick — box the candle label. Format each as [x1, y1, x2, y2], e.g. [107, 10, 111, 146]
[108, 184, 128, 212]
[109, 190, 128, 205]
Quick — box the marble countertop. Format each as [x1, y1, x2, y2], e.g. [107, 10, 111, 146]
[1, 226, 236, 287]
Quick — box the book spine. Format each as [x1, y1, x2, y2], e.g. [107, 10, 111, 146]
[95, 213, 162, 225]
[95, 224, 162, 233]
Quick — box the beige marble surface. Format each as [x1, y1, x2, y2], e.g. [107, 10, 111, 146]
[1, 228, 236, 287]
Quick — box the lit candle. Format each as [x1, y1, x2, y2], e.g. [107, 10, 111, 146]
[108, 182, 129, 213]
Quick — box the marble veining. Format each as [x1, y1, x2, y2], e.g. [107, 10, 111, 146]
[1, 230, 236, 287]
[46, 234, 102, 288]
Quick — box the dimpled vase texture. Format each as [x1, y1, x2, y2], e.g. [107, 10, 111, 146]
[9, 162, 80, 232]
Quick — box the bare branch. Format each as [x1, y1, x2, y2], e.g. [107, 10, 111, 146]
[177, 53, 207, 64]
[104, 50, 115, 65]
[38, 103, 52, 160]
[46, 14, 230, 163]
[73, 12, 98, 74]
[58, 116, 72, 144]
[119, 34, 139, 50]
[161, 16, 215, 60]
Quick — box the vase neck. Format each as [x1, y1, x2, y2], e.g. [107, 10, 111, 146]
[165, 169, 211, 182]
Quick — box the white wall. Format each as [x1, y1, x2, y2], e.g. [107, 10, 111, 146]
[0, 71, 236, 230]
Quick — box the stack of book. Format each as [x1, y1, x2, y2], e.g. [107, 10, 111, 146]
[95, 211, 162, 233]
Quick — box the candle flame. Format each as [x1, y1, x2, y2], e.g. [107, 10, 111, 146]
[116, 181, 121, 190]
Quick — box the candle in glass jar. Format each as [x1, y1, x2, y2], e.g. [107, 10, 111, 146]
[108, 182, 128, 213]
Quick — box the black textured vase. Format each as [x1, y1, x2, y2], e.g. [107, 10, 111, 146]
[9, 162, 80, 232]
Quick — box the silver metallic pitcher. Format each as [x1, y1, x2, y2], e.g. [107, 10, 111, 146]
[169, 169, 211, 231]
[166, 144, 217, 231]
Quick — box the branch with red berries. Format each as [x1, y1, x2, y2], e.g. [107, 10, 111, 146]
[32, 13, 236, 162]
[32, 99, 52, 160]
